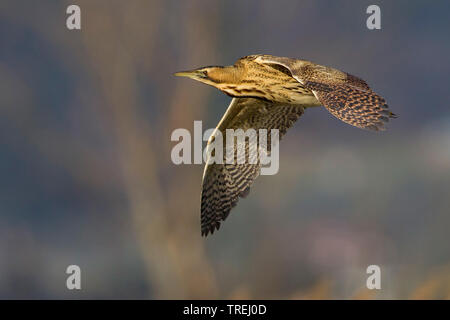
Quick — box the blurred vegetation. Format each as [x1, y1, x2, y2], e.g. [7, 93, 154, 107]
[0, 0, 450, 299]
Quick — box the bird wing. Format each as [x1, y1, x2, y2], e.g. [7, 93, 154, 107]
[201, 97, 304, 236]
[253, 55, 397, 131]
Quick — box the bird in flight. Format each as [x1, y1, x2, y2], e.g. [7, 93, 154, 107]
[175, 54, 397, 236]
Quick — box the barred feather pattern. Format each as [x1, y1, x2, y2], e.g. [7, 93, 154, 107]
[201, 98, 304, 236]
[253, 55, 397, 131]
[305, 80, 396, 131]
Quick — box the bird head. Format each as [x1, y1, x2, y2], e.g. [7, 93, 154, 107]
[175, 65, 241, 88]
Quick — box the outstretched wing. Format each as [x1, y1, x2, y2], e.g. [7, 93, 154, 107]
[254, 55, 397, 131]
[201, 98, 304, 236]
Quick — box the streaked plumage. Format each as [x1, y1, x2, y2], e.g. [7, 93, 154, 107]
[175, 54, 397, 236]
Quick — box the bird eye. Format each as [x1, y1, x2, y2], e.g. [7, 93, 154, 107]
[202, 70, 208, 77]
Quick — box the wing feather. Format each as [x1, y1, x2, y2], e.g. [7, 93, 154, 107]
[201, 98, 304, 236]
[253, 55, 397, 131]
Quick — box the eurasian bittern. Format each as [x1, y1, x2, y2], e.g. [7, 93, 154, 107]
[175, 54, 397, 236]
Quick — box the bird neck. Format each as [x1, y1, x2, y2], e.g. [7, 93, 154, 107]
[209, 66, 243, 84]
[215, 65, 271, 98]
[216, 62, 314, 104]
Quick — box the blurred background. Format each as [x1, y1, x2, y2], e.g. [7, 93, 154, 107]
[1, 0, 450, 299]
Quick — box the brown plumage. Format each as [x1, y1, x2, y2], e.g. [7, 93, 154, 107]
[175, 54, 397, 236]
[200, 99, 304, 235]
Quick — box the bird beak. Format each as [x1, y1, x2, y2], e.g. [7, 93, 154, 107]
[174, 69, 205, 79]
